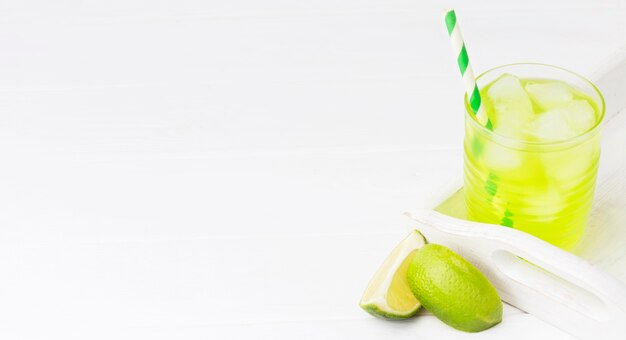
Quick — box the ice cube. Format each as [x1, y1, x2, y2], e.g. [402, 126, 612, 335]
[546, 139, 599, 189]
[524, 108, 576, 141]
[481, 142, 523, 171]
[523, 99, 596, 142]
[564, 99, 596, 134]
[525, 81, 574, 110]
[486, 74, 534, 138]
[493, 123, 524, 140]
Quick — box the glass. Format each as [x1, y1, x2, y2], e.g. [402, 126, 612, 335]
[463, 63, 605, 250]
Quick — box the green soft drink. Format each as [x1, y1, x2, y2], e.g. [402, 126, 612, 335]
[464, 64, 604, 250]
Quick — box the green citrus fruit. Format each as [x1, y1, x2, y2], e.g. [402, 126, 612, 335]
[359, 230, 426, 319]
[406, 243, 502, 332]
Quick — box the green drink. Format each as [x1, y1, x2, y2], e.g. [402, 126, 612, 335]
[464, 64, 604, 250]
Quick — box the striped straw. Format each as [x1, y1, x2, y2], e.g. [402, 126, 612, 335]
[444, 9, 493, 130]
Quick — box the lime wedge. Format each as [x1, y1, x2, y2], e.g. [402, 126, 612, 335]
[359, 230, 426, 319]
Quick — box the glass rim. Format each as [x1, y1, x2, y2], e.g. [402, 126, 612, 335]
[464, 62, 606, 150]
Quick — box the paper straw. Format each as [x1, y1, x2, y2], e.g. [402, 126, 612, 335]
[445, 9, 493, 130]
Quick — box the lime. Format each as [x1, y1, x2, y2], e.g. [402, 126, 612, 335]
[359, 230, 426, 319]
[406, 244, 502, 332]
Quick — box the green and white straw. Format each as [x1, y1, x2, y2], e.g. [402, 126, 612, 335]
[444, 9, 493, 130]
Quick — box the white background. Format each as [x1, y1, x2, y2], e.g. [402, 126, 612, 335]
[0, 0, 624, 339]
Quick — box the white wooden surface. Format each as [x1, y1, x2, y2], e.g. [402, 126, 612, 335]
[0, 1, 625, 339]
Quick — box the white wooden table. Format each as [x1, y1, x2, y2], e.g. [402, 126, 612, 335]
[0, 1, 624, 338]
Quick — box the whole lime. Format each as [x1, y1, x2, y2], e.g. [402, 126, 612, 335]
[406, 244, 502, 332]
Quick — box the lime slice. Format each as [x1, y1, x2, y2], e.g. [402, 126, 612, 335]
[406, 244, 502, 332]
[359, 230, 426, 319]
